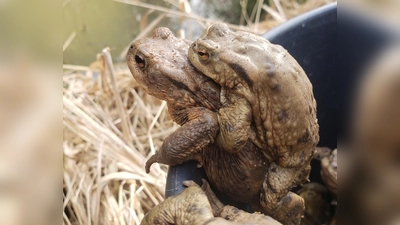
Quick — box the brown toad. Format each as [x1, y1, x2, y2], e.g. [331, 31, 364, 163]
[297, 182, 331, 225]
[189, 23, 319, 224]
[141, 179, 282, 225]
[127, 27, 221, 168]
[320, 149, 337, 197]
[127, 27, 268, 212]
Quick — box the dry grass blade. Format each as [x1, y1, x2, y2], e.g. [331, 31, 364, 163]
[63, 64, 91, 71]
[262, 4, 285, 23]
[101, 47, 133, 146]
[139, 9, 153, 31]
[273, 0, 287, 21]
[254, 0, 265, 32]
[63, 32, 76, 52]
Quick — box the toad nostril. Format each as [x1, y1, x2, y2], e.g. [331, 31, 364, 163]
[130, 45, 133, 49]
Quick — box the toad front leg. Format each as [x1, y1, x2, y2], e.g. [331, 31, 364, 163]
[146, 107, 219, 173]
[257, 163, 311, 225]
[216, 93, 260, 153]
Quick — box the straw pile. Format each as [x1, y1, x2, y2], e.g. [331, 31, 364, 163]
[63, 1, 335, 225]
[63, 49, 175, 225]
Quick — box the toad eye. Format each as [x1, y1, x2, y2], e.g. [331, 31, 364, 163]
[135, 54, 146, 68]
[198, 50, 209, 61]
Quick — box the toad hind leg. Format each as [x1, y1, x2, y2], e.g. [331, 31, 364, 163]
[140, 185, 214, 225]
[145, 107, 219, 173]
[258, 163, 310, 225]
[185, 180, 283, 225]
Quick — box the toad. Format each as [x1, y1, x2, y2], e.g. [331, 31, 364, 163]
[320, 149, 337, 197]
[127, 27, 269, 217]
[189, 23, 319, 224]
[127, 27, 221, 168]
[141, 179, 282, 225]
[297, 182, 331, 225]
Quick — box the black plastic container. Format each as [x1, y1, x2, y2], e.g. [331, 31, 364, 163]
[165, 2, 337, 201]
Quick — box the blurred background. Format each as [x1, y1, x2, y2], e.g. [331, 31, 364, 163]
[63, 0, 334, 65]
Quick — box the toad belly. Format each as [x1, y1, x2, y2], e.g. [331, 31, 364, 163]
[202, 140, 268, 204]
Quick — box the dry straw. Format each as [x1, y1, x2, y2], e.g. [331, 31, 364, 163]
[63, 49, 174, 225]
[63, 0, 335, 224]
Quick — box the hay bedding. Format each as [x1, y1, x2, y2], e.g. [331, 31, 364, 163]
[63, 51, 176, 225]
[63, 1, 336, 224]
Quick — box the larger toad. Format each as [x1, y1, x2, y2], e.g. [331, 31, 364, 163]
[189, 23, 319, 224]
[127, 27, 269, 215]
